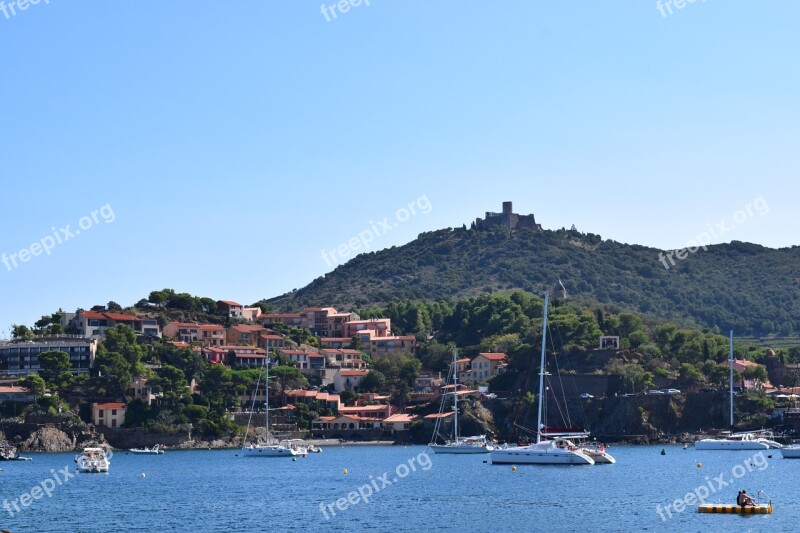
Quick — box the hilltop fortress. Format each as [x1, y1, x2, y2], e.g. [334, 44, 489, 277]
[475, 201, 542, 232]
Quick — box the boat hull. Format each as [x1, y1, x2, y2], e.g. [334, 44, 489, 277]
[491, 446, 595, 465]
[695, 439, 769, 450]
[242, 445, 302, 457]
[583, 450, 616, 464]
[780, 446, 800, 458]
[431, 444, 493, 454]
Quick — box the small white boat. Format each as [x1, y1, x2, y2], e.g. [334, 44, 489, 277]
[780, 445, 800, 458]
[75, 447, 110, 473]
[129, 444, 165, 454]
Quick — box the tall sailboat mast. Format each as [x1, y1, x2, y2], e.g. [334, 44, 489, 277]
[265, 341, 270, 441]
[729, 330, 734, 428]
[536, 294, 549, 444]
[452, 348, 458, 441]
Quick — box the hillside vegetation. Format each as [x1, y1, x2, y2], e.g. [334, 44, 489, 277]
[268, 226, 800, 336]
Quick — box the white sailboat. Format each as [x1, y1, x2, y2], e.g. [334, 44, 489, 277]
[491, 294, 595, 465]
[696, 331, 783, 450]
[242, 350, 308, 458]
[430, 349, 494, 454]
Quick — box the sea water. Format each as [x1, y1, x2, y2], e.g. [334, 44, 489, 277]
[0, 445, 795, 532]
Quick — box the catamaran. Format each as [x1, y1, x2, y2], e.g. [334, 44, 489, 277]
[430, 349, 494, 454]
[491, 294, 596, 465]
[695, 331, 782, 450]
[242, 351, 308, 458]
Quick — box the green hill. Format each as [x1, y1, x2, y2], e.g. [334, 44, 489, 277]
[268, 226, 800, 336]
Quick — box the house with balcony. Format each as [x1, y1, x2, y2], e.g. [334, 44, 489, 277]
[0, 337, 98, 378]
[338, 403, 393, 419]
[258, 333, 288, 350]
[354, 329, 417, 357]
[217, 300, 245, 319]
[343, 318, 391, 339]
[127, 375, 163, 406]
[0, 385, 36, 403]
[333, 369, 370, 392]
[227, 324, 271, 347]
[382, 413, 419, 432]
[163, 322, 227, 347]
[205, 345, 267, 366]
[459, 353, 509, 384]
[92, 402, 126, 428]
[320, 337, 352, 350]
[63, 309, 161, 339]
[258, 313, 306, 329]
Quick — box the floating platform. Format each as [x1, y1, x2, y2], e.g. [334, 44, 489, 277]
[697, 504, 772, 514]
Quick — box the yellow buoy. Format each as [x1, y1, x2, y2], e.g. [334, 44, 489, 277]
[343, 469, 348, 475]
[697, 463, 702, 468]
[512, 466, 517, 472]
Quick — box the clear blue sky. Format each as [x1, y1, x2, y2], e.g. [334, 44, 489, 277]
[1, 1, 798, 335]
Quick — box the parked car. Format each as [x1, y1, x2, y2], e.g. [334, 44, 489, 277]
[664, 389, 681, 395]
[580, 393, 594, 399]
[646, 389, 664, 395]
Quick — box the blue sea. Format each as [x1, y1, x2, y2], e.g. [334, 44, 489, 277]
[0, 445, 796, 532]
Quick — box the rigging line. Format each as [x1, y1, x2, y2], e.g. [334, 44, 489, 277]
[242, 359, 264, 445]
[544, 373, 569, 430]
[548, 303, 589, 427]
[429, 354, 456, 447]
[546, 319, 574, 429]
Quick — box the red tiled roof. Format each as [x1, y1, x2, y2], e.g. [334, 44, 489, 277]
[198, 324, 225, 331]
[423, 412, 454, 419]
[218, 300, 243, 307]
[230, 324, 265, 332]
[93, 402, 126, 409]
[83, 310, 106, 320]
[478, 353, 508, 361]
[383, 414, 417, 423]
[0, 386, 31, 394]
[338, 370, 368, 377]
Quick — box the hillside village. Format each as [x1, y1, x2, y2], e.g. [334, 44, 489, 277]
[3, 290, 800, 450]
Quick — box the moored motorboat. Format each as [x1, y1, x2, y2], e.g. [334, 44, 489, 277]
[75, 447, 110, 473]
[129, 444, 165, 454]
